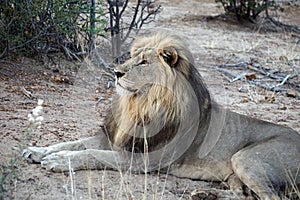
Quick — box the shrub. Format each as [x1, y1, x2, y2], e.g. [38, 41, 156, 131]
[0, 0, 107, 59]
[215, 0, 277, 21]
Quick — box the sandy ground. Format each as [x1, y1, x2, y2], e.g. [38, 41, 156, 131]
[1, 0, 299, 199]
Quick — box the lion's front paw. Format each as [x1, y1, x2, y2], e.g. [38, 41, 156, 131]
[190, 188, 242, 200]
[41, 151, 74, 172]
[22, 146, 48, 163]
[190, 189, 218, 200]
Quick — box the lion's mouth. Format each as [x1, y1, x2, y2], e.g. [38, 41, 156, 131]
[115, 82, 137, 95]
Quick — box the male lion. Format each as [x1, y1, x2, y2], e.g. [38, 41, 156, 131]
[23, 33, 300, 199]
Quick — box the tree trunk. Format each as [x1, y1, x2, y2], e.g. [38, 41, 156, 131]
[109, 0, 122, 62]
[89, 0, 96, 50]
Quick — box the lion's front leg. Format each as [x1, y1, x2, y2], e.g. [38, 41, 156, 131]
[41, 149, 127, 172]
[22, 134, 110, 163]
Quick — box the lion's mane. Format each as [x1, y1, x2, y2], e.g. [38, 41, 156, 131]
[105, 33, 212, 154]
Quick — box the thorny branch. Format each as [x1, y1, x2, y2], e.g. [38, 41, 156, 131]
[136, 0, 161, 28]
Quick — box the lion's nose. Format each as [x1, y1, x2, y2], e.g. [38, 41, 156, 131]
[114, 70, 125, 79]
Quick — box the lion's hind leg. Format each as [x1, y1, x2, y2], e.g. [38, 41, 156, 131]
[231, 136, 300, 200]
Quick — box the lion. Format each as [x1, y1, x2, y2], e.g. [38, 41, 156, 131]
[23, 32, 300, 200]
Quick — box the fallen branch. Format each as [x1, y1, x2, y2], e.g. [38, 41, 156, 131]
[230, 73, 248, 83]
[221, 62, 299, 87]
[275, 74, 291, 88]
[93, 50, 114, 73]
[204, 61, 300, 93]
[219, 61, 250, 69]
[247, 65, 282, 80]
[247, 80, 289, 92]
[207, 65, 238, 81]
[266, 16, 300, 34]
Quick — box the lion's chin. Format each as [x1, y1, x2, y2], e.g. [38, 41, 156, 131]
[115, 83, 137, 95]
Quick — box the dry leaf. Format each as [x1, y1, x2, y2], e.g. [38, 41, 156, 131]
[241, 98, 250, 103]
[54, 75, 61, 82]
[287, 90, 297, 98]
[245, 72, 256, 80]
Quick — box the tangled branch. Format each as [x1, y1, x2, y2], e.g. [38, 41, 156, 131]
[107, 0, 161, 62]
[206, 61, 300, 98]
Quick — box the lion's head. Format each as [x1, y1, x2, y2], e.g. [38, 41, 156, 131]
[106, 32, 211, 158]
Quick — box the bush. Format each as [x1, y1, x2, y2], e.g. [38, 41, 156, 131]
[0, 0, 106, 59]
[215, 0, 277, 21]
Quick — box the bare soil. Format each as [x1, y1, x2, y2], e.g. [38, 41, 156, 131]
[1, 0, 299, 199]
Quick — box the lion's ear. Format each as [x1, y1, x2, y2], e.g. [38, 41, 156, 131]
[158, 47, 178, 67]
